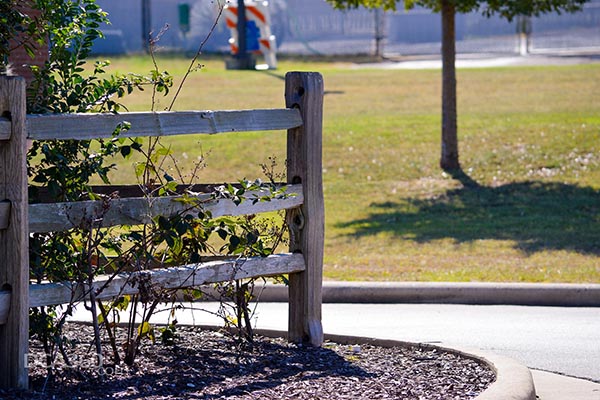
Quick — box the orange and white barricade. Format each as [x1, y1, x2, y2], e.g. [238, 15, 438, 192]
[224, 1, 277, 69]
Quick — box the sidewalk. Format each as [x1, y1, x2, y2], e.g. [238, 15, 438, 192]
[355, 49, 600, 69]
[531, 370, 600, 400]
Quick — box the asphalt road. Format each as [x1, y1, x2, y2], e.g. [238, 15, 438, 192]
[159, 303, 600, 383]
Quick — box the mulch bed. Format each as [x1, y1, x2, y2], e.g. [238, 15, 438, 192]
[1, 323, 495, 399]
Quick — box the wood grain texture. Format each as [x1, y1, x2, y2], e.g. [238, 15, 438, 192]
[26, 109, 303, 140]
[0, 76, 29, 389]
[285, 72, 325, 346]
[0, 201, 10, 230]
[30, 182, 266, 203]
[0, 290, 9, 325]
[0, 117, 10, 140]
[27, 253, 305, 307]
[29, 184, 303, 232]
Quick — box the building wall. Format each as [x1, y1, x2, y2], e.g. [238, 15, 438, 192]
[93, 0, 600, 56]
[8, 1, 48, 84]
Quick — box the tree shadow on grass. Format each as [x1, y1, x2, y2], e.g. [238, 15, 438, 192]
[338, 170, 600, 255]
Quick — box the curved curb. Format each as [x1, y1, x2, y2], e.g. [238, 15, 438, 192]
[246, 328, 536, 400]
[248, 282, 600, 307]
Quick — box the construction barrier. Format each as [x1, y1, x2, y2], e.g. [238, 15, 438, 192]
[225, 1, 277, 69]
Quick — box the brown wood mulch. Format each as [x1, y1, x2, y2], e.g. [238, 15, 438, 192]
[1, 323, 495, 399]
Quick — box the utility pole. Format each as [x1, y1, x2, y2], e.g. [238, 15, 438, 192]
[141, 0, 151, 53]
[374, 7, 385, 59]
[237, 0, 247, 58]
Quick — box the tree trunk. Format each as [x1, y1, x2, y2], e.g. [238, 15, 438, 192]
[440, 0, 459, 170]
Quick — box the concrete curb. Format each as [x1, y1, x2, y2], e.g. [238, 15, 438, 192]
[243, 282, 600, 307]
[242, 327, 537, 400]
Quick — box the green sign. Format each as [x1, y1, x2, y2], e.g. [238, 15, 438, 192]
[178, 3, 190, 34]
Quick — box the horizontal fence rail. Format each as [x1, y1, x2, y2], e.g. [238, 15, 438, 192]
[0, 253, 305, 323]
[28, 184, 303, 232]
[2, 109, 303, 140]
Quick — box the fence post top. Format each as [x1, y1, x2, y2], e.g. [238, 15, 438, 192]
[0, 75, 26, 83]
[285, 71, 324, 80]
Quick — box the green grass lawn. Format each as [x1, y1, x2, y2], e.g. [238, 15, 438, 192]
[98, 54, 600, 283]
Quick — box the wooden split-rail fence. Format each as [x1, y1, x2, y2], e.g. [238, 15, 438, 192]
[0, 71, 324, 389]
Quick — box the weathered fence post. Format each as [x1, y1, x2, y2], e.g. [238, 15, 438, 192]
[0, 76, 30, 389]
[285, 72, 324, 346]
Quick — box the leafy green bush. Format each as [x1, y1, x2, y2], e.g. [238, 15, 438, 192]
[19, 0, 284, 377]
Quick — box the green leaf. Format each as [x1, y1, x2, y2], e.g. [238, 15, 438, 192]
[165, 180, 178, 192]
[120, 145, 131, 158]
[175, 221, 188, 236]
[164, 173, 175, 182]
[156, 147, 173, 156]
[158, 215, 171, 230]
[131, 140, 143, 151]
[114, 295, 131, 311]
[165, 233, 176, 248]
[138, 321, 154, 340]
[134, 162, 146, 178]
[229, 235, 241, 249]
[246, 231, 258, 245]
[128, 231, 143, 241]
